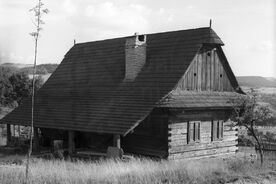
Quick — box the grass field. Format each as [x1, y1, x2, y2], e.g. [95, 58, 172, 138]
[0, 153, 276, 184]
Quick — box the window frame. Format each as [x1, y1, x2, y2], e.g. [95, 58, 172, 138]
[212, 120, 224, 141]
[187, 121, 201, 144]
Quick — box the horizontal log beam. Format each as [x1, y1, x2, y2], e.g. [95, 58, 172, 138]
[169, 145, 238, 159]
[169, 140, 238, 154]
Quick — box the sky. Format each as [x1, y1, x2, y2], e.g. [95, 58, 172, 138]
[0, 0, 275, 77]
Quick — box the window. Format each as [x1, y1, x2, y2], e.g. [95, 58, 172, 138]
[212, 121, 224, 141]
[187, 121, 200, 143]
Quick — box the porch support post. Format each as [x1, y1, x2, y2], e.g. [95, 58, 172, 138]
[18, 126, 20, 137]
[6, 124, 11, 146]
[113, 134, 121, 149]
[107, 134, 123, 158]
[68, 130, 75, 156]
[13, 125, 15, 137]
[33, 127, 40, 152]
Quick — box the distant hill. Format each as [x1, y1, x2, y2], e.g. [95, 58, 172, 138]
[237, 76, 276, 88]
[0, 63, 58, 75]
[0, 63, 33, 69]
[20, 64, 59, 75]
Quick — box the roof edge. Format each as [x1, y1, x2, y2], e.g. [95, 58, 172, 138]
[75, 27, 222, 46]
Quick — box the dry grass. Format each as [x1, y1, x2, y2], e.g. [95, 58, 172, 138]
[0, 154, 275, 184]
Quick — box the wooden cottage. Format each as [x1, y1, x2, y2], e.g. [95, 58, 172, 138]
[0, 27, 244, 159]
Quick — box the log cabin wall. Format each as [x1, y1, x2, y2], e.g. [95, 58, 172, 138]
[122, 108, 169, 158]
[168, 109, 238, 160]
[176, 45, 234, 91]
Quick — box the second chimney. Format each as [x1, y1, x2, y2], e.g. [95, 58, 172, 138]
[124, 33, 147, 81]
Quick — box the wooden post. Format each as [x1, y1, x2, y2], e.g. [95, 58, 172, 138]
[6, 124, 11, 146]
[13, 125, 15, 137]
[113, 134, 121, 149]
[33, 127, 40, 152]
[68, 131, 75, 156]
[107, 134, 124, 158]
[18, 126, 20, 137]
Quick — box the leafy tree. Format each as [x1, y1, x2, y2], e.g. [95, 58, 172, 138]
[0, 66, 17, 105]
[232, 89, 273, 165]
[0, 70, 43, 106]
[8, 72, 31, 105]
[0, 66, 18, 75]
[8, 72, 43, 105]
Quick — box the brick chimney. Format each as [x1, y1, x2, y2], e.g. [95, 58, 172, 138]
[124, 33, 147, 81]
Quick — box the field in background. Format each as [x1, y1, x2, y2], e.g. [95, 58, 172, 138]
[237, 76, 276, 88]
[241, 86, 276, 118]
[0, 153, 276, 184]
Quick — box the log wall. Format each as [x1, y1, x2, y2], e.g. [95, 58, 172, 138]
[168, 110, 238, 160]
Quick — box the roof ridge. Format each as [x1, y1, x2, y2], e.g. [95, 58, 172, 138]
[75, 27, 214, 46]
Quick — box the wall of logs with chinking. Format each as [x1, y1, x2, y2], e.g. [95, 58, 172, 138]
[167, 109, 238, 160]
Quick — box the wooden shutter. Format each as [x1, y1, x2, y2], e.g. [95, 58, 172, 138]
[219, 121, 224, 139]
[198, 122, 201, 141]
[217, 121, 220, 139]
[188, 122, 194, 143]
[212, 121, 217, 141]
[195, 121, 200, 142]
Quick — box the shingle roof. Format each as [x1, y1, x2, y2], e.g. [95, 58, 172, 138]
[158, 91, 244, 109]
[1, 27, 230, 135]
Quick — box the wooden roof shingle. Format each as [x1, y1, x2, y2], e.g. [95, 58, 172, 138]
[158, 91, 244, 109]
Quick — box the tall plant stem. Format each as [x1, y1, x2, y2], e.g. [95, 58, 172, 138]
[25, 0, 41, 182]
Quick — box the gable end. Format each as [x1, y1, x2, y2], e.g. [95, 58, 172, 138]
[176, 45, 237, 92]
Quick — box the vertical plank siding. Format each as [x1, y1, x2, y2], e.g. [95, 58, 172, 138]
[177, 46, 234, 91]
[206, 50, 211, 90]
[201, 51, 206, 90]
[168, 111, 238, 160]
[197, 53, 202, 91]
